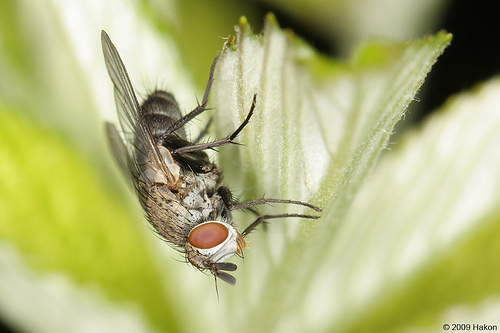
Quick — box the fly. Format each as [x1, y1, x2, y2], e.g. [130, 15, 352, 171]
[101, 30, 321, 286]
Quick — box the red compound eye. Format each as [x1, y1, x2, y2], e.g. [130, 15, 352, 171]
[189, 222, 229, 249]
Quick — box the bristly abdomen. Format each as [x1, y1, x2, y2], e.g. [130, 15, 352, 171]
[140, 90, 186, 139]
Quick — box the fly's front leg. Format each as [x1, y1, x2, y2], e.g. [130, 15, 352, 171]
[230, 197, 321, 212]
[217, 186, 233, 207]
[217, 186, 321, 237]
[241, 213, 320, 237]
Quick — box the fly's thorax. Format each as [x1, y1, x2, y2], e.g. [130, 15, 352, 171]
[185, 221, 246, 271]
[140, 184, 191, 246]
[157, 146, 182, 185]
[161, 135, 219, 175]
[137, 146, 225, 247]
[182, 172, 219, 205]
[138, 145, 184, 190]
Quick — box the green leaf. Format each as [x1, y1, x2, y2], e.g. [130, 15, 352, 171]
[338, 78, 500, 332]
[210, 14, 451, 332]
[0, 108, 180, 332]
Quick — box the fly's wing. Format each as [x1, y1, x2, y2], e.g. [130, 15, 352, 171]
[101, 31, 174, 184]
[105, 121, 132, 177]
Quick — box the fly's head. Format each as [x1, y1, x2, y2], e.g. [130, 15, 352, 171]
[185, 221, 246, 285]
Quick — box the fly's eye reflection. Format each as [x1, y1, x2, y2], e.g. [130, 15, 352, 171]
[100, 30, 321, 286]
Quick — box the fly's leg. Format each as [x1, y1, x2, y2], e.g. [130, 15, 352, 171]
[163, 54, 220, 137]
[230, 197, 321, 212]
[218, 185, 234, 211]
[237, 199, 321, 237]
[172, 94, 257, 155]
[241, 213, 320, 238]
[217, 186, 321, 237]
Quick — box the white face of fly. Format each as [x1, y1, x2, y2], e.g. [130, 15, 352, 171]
[186, 221, 246, 285]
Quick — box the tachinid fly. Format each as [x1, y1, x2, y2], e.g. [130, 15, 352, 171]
[101, 30, 320, 286]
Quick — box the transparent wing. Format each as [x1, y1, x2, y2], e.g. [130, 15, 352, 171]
[101, 30, 173, 183]
[105, 121, 132, 177]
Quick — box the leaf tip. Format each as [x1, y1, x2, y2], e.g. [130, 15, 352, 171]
[238, 16, 249, 29]
[437, 30, 453, 42]
[265, 12, 278, 27]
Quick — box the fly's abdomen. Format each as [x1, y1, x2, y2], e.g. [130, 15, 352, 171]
[134, 90, 187, 173]
[139, 91, 217, 174]
[140, 90, 186, 140]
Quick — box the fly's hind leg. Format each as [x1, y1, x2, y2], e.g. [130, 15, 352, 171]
[164, 54, 220, 136]
[172, 94, 257, 155]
